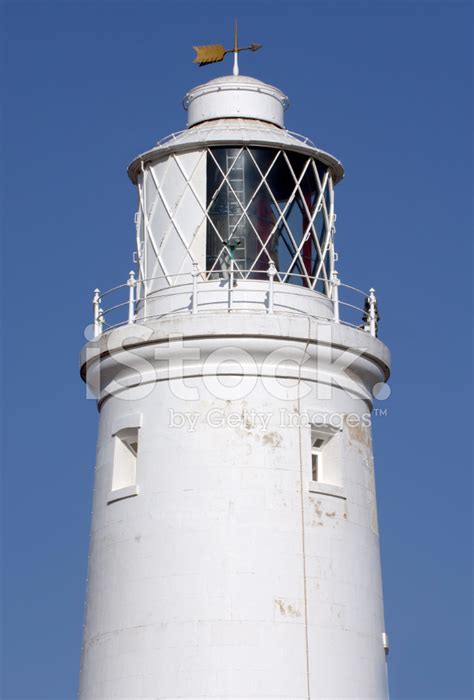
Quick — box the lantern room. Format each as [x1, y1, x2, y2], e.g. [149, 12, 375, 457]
[127, 75, 344, 318]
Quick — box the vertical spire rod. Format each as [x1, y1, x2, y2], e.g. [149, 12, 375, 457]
[233, 18, 239, 76]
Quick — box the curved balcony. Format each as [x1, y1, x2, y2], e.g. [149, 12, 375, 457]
[89, 267, 380, 340]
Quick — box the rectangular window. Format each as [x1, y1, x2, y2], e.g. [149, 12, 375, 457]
[311, 450, 320, 482]
[108, 423, 141, 504]
[311, 431, 328, 482]
[309, 424, 345, 498]
[112, 428, 138, 491]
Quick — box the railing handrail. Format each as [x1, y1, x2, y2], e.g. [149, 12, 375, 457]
[90, 267, 379, 340]
[154, 129, 187, 148]
[285, 130, 316, 148]
[98, 270, 368, 299]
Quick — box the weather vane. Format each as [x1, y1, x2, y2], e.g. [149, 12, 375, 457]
[193, 19, 262, 76]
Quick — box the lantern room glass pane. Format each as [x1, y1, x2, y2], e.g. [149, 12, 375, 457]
[206, 146, 331, 292]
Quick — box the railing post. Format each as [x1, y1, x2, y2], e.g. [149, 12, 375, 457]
[191, 262, 199, 314]
[368, 287, 378, 337]
[127, 270, 136, 324]
[98, 307, 104, 334]
[331, 270, 340, 324]
[92, 288, 102, 338]
[267, 262, 276, 314]
[228, 256, 234, 311]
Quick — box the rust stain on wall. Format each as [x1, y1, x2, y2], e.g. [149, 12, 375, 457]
[274, 599, 301, 618]
[261, 431, 282, 448]
[309, 497, 324, 527]
[345, 419, 371, 449]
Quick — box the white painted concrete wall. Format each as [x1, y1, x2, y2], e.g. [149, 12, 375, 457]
[79, 313, 390, 699]
[135, 279, 335, 323]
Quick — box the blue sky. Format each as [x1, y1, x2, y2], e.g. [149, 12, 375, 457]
[2, 1, 472, 698]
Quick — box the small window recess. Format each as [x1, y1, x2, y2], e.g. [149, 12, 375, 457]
[309, 424, 345, 499]
[107, 415, 142, 504]
[311, 436, 326, 481]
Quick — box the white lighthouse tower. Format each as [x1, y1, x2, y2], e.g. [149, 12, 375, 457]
[80, 54, 391, 699]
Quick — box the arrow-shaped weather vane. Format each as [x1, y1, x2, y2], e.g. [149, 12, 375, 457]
[193, 19, 262, 75]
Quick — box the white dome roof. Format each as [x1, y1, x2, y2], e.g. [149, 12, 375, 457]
[190, 75, 273, 88]
[127, 117, 344, 184]
[127, 76, 344, 184]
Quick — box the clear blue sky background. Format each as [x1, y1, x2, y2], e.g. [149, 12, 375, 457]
[2, 1, 472, 698]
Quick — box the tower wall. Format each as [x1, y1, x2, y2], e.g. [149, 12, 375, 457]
[79, 315, 389, 698]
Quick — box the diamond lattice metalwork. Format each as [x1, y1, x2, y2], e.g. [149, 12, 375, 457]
[136, 146, 335, 295]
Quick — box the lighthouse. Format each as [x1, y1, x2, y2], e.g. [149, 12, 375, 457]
[79, 49, 391, 699]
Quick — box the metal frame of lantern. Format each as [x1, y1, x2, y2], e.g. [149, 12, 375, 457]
[135, 146, 336, 298]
